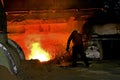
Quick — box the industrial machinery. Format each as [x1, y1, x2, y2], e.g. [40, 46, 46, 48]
[0, 1, 25, 74]
[83, 0, 120, 60]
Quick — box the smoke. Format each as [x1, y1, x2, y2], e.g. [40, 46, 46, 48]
[7, 9, 87, 60]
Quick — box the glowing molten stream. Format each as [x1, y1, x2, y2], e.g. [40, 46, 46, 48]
[28, 42, 51, 62]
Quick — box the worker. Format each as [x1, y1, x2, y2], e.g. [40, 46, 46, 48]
[66, 30, 89, 67]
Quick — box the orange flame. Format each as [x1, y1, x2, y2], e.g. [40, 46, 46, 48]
[28, 42, 51, 62]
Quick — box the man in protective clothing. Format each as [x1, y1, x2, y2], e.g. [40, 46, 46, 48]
[66, 30, 89, 67]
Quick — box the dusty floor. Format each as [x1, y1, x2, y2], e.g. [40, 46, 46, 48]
[1, 60, 120, 80]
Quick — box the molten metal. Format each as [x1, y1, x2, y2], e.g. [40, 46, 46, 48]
[28, 42, 51, 62]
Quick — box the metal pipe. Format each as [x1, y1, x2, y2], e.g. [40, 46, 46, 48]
[0, 0, 8, 43]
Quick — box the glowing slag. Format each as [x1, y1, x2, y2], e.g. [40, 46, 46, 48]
[28, 42, 51, 62]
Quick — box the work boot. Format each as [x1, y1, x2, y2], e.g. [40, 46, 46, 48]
[85, 62, 92, 68]
[69, 63, 77, 67]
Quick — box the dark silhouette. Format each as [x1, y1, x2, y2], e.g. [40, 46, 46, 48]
[66, 30, 89, 67]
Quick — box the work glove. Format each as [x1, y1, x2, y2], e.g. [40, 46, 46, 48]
[66, 47, 69, 52]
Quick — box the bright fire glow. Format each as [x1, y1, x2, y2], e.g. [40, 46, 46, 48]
[28, 42, 51, 62]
